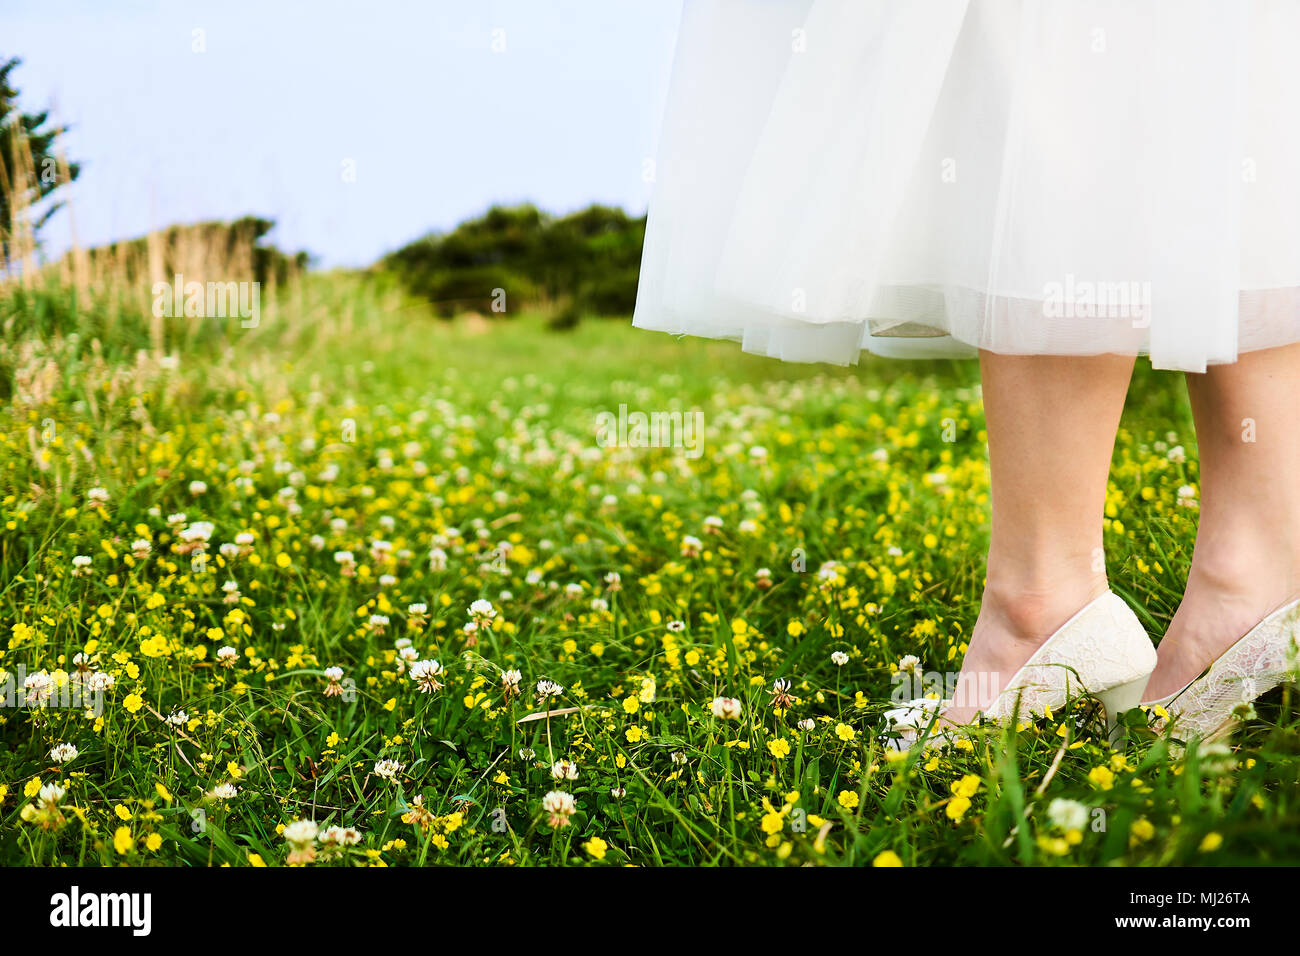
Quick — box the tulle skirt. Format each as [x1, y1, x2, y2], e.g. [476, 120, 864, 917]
[632, 0, 1300, 372]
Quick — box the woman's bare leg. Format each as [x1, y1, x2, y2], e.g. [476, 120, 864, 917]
[944, 351, 1137, 722]
[1144, 342, 1300, 700]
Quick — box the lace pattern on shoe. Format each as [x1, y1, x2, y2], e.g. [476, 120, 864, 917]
[1159, 598, 1300, 740]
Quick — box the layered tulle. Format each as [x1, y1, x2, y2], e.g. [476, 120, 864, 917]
[633, 0, 1300, 372]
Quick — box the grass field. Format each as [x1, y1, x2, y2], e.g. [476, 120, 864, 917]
[2, 274, 1298, 867]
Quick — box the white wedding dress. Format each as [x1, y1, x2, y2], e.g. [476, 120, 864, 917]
[633, 0, 1300, 372]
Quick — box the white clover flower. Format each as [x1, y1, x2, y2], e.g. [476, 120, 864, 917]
[38, 783, 66, 807]
[373, 759, 404, 781]
[217, 646, 238, 666]
[188, 480, 208, 496]
[410, 659, 444, 693]
[131, 539, 152, 558]
[798, 718, 816, 731]
[550, 759, 579, 781]
[179, 521, 214, 543]
[50, 742, 78, 763]
[86, 486, 110, 504]
[831, 651, 849, 666]
[1047, 798, 1090, 833]
[541, 790, 576, 828]
[1167, 445, 1187, 463]
[322, 666, 345, 697]
[679, 535, 703, 557]
[609, 786, 626, 799]
[166, 710, 189, 727]
[320, 825, 362, 846]
[209, 783, 239, 800]
[711, 697, 742, 720]
[468, 599, 498, 629]
[536, 679, 564, 701]
[666, 620, 686, 633]
[283, 819, 319, 845]
[898, 654, 921, 674]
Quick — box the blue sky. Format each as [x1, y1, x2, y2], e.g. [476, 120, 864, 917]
[6, 0, 682, 267]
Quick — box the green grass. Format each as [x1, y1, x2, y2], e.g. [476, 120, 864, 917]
[1, 276, 1297, 867]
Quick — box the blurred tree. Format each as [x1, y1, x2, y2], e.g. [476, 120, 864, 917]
[382, 204, 645, 320]
[0, 56, 81, 261]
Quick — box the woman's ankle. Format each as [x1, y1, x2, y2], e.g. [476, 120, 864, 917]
[1182, 532, 1300, 613]
[980, 571, 1110, 642]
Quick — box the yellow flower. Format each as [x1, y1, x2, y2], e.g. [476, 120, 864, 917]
[767, 738, 791, 759]
[836, 790, 859, 810]
[248, 853, 267, 867]
[872, 850, 903, 867]
[952, 774, 981, 798]
[583, 836, 608, 860]
[946, 795, 971, 822]
[1037, 834, 1071, 856]
[113, 826, 134, 855]
[24, 777, 42, 799]
[625, 726, 644, 743]
[834, 723, 855, 742]
[1199, 832, 1223, 853]
[155, 782, 173, 803]
[114, 804, 131, 821]
[622, 696, 639, 714]
[123, 693, 144, 714]
[1088, 766, 1115, 790]
[760, 811, 784, 835]
[1129, 818, 1155, 845]
[145, 833, 163, 852]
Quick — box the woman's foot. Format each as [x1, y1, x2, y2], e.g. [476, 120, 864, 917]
[940, 574, 1111, 725]
[1145, 551, 1300, 701]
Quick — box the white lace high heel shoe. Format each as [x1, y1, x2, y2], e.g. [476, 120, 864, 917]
[1142, 597, 1300, 743]
[884, 591, 1157, 750]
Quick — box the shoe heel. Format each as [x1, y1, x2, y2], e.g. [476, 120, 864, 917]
[1096, 676, 1150, 744]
